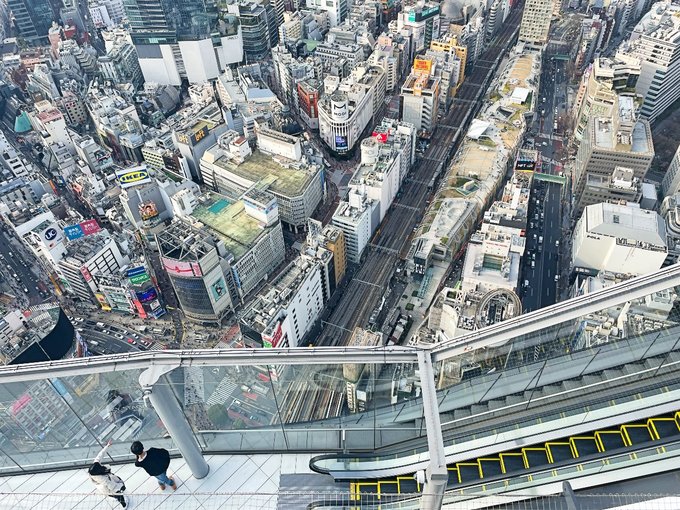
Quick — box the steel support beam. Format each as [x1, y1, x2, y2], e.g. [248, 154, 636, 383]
[418, 350, 447, 510]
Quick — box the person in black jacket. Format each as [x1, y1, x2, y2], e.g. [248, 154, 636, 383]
[130, 441, 176, 490]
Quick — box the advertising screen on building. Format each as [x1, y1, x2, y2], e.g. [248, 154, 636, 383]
[80, 219, 101, 235]
[515, 160, 536, 171]
[136, 287, 158, 303]
[335, 135, 348, 150]
[210, 277, 227, 301]
[139, 201, 159, 221]
[116, 165, 151, 189]
[161, 257, 200, 277]
[262, 322, 284, 348]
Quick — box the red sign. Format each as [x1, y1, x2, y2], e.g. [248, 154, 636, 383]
[263, 322, 284, 348]
[80, 266, 92, 282]
[80, 219, 101, 235]
[12, 394, 32, 415]
[191, 262, 202, 276]
[372, 132, 388, 143]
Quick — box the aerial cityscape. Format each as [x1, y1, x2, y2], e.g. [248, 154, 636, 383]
[0, 0, 680, 507]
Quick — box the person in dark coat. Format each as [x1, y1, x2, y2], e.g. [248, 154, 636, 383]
[130, 441, 176, 490]
[89, 440, 128, 507]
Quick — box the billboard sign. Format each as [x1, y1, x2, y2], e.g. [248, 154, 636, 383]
[263, 321, 284, 348]
[42, 224, 63, 248]
[64, 219, 101, 240]
[515, 159, 536, 171]
[413, 59, 432, 75]
[210, 277, 227, 301]
[126, 266, 146, 277]
[335, 135, 348, 150]
[116, 165, 151, 189]
[136, 287, 158, 303]
[129, 273, 150, 285]
[80, 219, 101, 235]
[161, 257, 201, 277]
[64, 224, 84, 241]
[139, 201, 159, 221]
[80, 266, 92, 282]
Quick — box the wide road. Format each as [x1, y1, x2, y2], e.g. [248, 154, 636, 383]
[521, 36, 570, 311]
[282, 6, 525, 422]
[315, 7, 524, 349]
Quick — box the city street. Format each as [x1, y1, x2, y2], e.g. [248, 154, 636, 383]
[520, 31, 572, 311]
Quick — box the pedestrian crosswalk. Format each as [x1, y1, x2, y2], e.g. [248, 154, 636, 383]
[148, 342, 164, 351]
[206, 378, 238, 406]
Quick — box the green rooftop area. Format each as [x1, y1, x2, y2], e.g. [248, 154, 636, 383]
[214, 149, 315, 196]
[192, 193, 265, 259]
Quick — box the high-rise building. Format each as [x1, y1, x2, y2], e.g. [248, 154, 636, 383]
[573, 96, 654, 219]
[518, 0, 553, 47]
[662, 143, 680, 198]
[397, 2, 440, 53]
[122, 0, 245, 85]
[7, 0, 56, 45]
[617, 2, 680, 123]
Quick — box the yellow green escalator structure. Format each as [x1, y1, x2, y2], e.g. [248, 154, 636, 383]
[348, 411, 680, 503]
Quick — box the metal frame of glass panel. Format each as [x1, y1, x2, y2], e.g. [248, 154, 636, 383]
[1, 264, 680, 508]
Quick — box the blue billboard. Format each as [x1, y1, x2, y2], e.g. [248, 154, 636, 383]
[136, 287, 158, 303]
[64, 224, 84, 241]
[127, 266, 146, 277]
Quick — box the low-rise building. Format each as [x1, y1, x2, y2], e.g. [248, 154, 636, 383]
[200, 128, 324, 231]
[571, 202, 667, 275]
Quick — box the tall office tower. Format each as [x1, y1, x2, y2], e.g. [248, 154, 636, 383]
[238, 0, 279, 62]
[7, 0, 57, 45]
[518, 0, 553, 47]
[123, 0, 245, 85]
[573, 96, 654, 220]
[617, 2, 680, 123]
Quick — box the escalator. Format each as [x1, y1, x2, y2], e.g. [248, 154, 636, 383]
[310, 410, 680, 505]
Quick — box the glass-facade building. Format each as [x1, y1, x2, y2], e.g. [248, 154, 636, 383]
[7, 0, 55, 45]
[2, 265, 680, 507]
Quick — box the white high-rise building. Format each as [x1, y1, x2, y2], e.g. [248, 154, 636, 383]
[518, 0, 554, 47]
[617, 2, 680, 123]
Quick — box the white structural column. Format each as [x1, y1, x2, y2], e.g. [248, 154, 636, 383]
[140, 367, 210, 479]
[417, 350, 448, 509]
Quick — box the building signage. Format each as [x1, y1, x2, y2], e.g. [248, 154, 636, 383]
[335, 135, 348, 150]
[80, 266, 93, 282]
[41, 224, 63, 248]
[161, 257, 202, 277]
[210, 277, 227, 301]
[64, 224, 84, 240]
[80, 219, 101, 235]
[116, 165, 151, 189]
[413, 59, 432, 75]
[129, 273, 150, 285]
[263, 322, 283, 348]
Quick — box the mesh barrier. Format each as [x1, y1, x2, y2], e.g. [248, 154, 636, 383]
[2, 492, 680, 509]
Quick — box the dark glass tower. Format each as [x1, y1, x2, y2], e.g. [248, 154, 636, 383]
[122, 0, 219, 45]
[7, 0, 57, 45]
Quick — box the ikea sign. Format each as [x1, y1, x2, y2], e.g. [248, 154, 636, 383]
[116, 165, 151, 189]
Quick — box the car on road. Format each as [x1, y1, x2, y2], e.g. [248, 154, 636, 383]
[115, 333, 123, 339]
[127, 338, 136, 345]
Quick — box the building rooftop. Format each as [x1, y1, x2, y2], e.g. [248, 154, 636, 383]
[191, 193, 269, 260]
[585, 202, 666, 247]
[213, 149, 315, 197]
